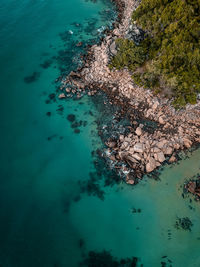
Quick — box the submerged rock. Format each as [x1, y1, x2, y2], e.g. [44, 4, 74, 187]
[80, 250, 139, 267]
[175, 217, 193, 231]
[67, 114, 76, 122]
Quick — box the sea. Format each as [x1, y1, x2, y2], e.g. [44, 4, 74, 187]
[0, 0, 200, 266]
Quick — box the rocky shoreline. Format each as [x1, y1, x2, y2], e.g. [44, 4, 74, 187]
[59, 0, 200, 184]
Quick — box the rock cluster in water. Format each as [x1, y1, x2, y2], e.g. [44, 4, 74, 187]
[59, 0, 200, 184]
[185, 175, 200, 200]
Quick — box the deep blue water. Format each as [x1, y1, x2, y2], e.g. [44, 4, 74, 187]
[0, 0, 200, 266]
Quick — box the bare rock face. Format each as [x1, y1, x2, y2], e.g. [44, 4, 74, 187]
[157, 151, 165, 163]
[135, 127, 142, 136]
[146, 157, 157, 173]
[109, 41, 117, 56]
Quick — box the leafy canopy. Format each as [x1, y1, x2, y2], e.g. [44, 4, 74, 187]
[110, 0, 200, 106]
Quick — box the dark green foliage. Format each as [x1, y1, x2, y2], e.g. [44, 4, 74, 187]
[111, 0, 200, 106]
[109, 38, 148, 71]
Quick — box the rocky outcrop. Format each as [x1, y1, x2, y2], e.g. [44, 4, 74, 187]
[60, 0, 200, 184]
[185, 177, 200, 200]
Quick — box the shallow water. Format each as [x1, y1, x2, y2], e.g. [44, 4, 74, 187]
[0, 0, 200, 266]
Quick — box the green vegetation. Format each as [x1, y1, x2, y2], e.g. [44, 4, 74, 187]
[110, 0, 200, 106]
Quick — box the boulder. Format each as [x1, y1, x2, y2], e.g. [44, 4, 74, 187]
[133, 143, 144, 153]
[169, 155, 176, 163]
[152, 101, 159, 110]
[121, 141, 129, 150]
[188, 182, 196, 194]
[132, 153, 142, 161]
[58, 93, 65, 99]
[174, 143, 180, 150]
[159, 116, 165, 124]
[156, 140, 167, 149]
[109, 41, 117, 56]
[126, 179, 135, 185]
[107, 141, 116, 148]
[109, 155, 116, 161]
[164, 146, 173, 155]
[157, 151, 165, 162]
[183, 138, 192, 148]
[152, 147, 160, 153]
[65, 88, 71, 93]
[146, 157, 157, 173]
[135, 127, 142, 136]
[119, 135, 124, 142]
[126, 155, 138, 163]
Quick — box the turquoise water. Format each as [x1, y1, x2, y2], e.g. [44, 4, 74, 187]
[0, 0, 200, 266]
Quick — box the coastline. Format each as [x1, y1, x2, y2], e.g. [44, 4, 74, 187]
[59, 0, 200, 184]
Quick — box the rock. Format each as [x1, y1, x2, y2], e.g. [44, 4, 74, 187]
[126, 155, 138, 164]
[107, 141, 116, 148]
[65, 88, 71, 93]
[133, 143, 144, 153]
[109, 41, 117, 55]
[152, 101, 159, 110]
[146, 157, 157, 173]
[159, 116, 165, 124]
[183, 138, 192, 148]
[109, 155, 116, 161]
[135, 127, 142, 136]
[76, 41, 83, 47]
[126, 179, 135, 185]
[152, 147, 160, 153]
[156, 140, 167, 149]
[157, 151, 165, 163]
[188, 182, 196, 194]
[154, 153, 158, 161]
[164, 146, 173, 155]
[119, 135, 124, 142]
[174, 143, 180, 150]
[58, 93, 65, 99]
[156, 161, 161, 167]
[169, 155, 176, 163]
[132, 153, 142, 161]
[121, 141, 129, 150]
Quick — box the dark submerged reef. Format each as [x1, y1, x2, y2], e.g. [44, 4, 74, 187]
[76, 147, 121, 201]
[24, 71, 40, 83]
[79, 250, 141, 267]
[174, 217, 193, 231]
[183, 173, 200, 201]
